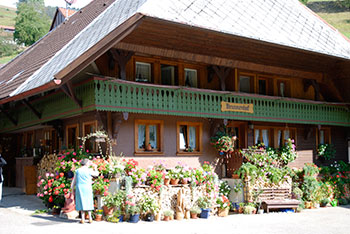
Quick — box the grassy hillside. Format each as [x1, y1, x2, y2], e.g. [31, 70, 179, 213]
[307, 0, 350, 38]
[0, 5, 16, 27]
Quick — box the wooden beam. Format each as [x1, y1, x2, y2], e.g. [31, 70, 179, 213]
[110, 48, 134, 80]
[0, 107, 17, 126]
[303, 79, 320, 101]
[213, 66, 231, 91]
[115, 42, 323, 81]
[22, 99, 41, 119]
[61, 81, 82, 108]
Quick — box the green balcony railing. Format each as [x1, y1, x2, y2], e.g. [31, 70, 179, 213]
[94, 79, 350, 126]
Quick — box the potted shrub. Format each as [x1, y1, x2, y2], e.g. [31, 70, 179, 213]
[238, 202, 245, 214]
[126, 202, 141, 223]
[216, 195, 230, 217]
[243, 204, 256, 214]
[94, 209, 103, 221]
[140, 196, 160, 222]
[102, 193, 115, 216]
[163, 210, 174, 221]
[190, 206, 201, 219]
[197, 197, 212, 219]
[320, 198, 330, 207]
[169, 168, 181, 185]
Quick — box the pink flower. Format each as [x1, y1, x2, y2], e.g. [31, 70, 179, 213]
[86, 150, 89, 153]
[45, 173, 49, 177]
[73, 152, 76, 156]
[44, 191, 48, 195]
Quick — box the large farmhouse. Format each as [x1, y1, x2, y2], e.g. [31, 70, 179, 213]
[0, 0, 349, 188]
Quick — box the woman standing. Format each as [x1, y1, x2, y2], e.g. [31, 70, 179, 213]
[0, 154, 7, 203]
[71, 158, 98, 224]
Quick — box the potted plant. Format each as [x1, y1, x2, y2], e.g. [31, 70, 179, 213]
[163, 210, 174, 221]
[243, 203, 256, 214]
[94, 209, 103, 221]
[125, 195, 141, 223]
[102, 193, 115, 216]
[238, 202, 245, 214]
[197, 197, 212, 219]
[189, 206, 201, 219]
[140, 196, 160, 222]
[320, 198, 329, 207]
[169, 168, 181, 185]
[216, 195, 230, 217]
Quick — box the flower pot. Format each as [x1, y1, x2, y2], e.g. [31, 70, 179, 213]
[52, 207, 61, 215]
[103, 205, 114, 216]
[64, 171, 74, 179]
[163, 216, 171, 221]
[118, 215, 124, 222]
[238, 207, 244, 214]
[144, 213, 154, 222]
[170, 178, 179, 185]
[181, 179, 188, 185]
[94, 214, 103, 221]
[200, 208, 211, 219]
[190, 212, 198, 219]
[164, 178, 170, 186]
[218, 207, 229, 217]
[305, 201, 313, 209]
[129, 214, 140, 223]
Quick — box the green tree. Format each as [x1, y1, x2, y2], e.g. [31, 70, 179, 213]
[14, 0, 50, 46]
[337, 0, 350, 8]
[299, 0, 309, 4]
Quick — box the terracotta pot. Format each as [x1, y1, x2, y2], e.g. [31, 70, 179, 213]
[238, 207, 244, 214]
[163, 216, 171, 221]
[181, 179, 188, 185]
[170, 178, 179, 185]
[103, 205, 114, 216]
[218, 208, 229, 217]
[231, 174, 240, 179]
[94, 214, 103, 221]
[190, 212, 198, 219]
[305, 201, 313, 209]
[164, 178, 170, 186]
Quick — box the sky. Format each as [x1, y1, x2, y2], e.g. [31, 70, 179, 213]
[0, 0, 92, 8]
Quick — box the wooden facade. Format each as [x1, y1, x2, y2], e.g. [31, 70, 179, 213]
[0, 11, 349, 187]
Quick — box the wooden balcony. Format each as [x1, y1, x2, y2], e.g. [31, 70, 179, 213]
[94, 78, 350, 127]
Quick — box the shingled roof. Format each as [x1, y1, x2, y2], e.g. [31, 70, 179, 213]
[1, 0, 350, 103]
[0, 0, 116, 100]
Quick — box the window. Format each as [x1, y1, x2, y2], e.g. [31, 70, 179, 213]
[239, 74, 255, 93]
[254, 128, 270, 147]
[83, 121, 97, 152]
[66, 124, 79, 150]
[161, 64, 178, 86]
[184, 68, 198, 88]
[257, 77, 269, 95]
[317, 128, 331, 145]
[135, 62, 151, 82]
[135, 120, 163, 154]
[275, 128, 296, 148]
[43, 129, 58, 154]
[177, 122, 202, 154]
[277, 79, 290, 97]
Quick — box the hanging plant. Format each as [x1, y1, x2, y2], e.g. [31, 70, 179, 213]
[317, 144, 336, 161]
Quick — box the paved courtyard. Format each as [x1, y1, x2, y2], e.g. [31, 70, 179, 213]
[1, 187, 349, 234]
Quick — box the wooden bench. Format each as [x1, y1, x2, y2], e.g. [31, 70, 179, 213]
[254, 188, 300, 213]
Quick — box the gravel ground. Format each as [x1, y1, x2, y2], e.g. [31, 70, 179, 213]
[1, 187, 350, 234]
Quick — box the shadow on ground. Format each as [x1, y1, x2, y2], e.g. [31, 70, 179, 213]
[307, 1, 350, 13]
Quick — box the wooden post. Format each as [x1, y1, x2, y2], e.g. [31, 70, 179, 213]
[110, 48, 134, 80]
[213, 66, 231, 91]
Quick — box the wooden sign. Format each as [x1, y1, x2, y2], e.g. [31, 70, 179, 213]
[221, 101, 254, 113]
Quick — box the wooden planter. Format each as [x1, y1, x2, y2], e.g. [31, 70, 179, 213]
[217, 207, 229, 217]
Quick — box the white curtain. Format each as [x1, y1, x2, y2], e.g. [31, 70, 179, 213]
[320, 130, 325, 144]
[138, 125, 146, 149]
[278, 130, 282, 147]
[189, 126, 196, 150]
[284, 130, 290, 141]
[262, 129, 269, 146]
[254, 129, 260, 145]
[149, 125, 157, 149]
[179, 126, 186, 149]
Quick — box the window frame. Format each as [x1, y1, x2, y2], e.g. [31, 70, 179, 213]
[257, 76, 269, 96]
[238, 72, 256, 93]
[274, 127, 297, 148]
[253, 127, 272, 147]
[275, 78, 291, 97]
[184, 68, 198, 88]
[66, 123, 79, 150]
[82, 120, 98, 153]
[316, 127, 331, 145]
[176, 121, 203, 155]
[134, 119, 164, 155]
[135, 61, 152, 83]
